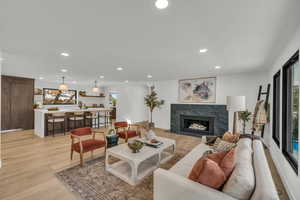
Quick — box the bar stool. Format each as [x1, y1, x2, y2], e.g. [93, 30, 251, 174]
[104, 109, 112, 127]
[98, 110, 106, 127]
[67, 112, 85, 130]
[85, 111, 99, 128]
[47, 113, 66, 137]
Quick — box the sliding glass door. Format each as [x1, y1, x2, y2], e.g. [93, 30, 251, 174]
[282, 50, 299, 173]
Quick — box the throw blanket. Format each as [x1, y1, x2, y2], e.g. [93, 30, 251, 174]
[252, 100, 269, 131]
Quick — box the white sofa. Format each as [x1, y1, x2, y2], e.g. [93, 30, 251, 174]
[154, 138, 279, 200]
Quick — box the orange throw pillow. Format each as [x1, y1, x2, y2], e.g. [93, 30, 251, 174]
[188, 148, 236, 189]
[207, 148, 236, 178]
[189, 158, 226, 189]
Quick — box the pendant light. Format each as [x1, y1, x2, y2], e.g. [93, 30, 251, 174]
[58, 76, 69, 92]
[92, 80, 100, 93]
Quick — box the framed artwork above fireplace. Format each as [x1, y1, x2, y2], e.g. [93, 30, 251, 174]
[179, 77, 216, 103]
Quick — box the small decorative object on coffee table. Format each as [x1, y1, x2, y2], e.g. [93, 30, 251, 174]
[128, 140, 144, 153]
[144, 138, 163, 148]
[106, 129, 119, 148]
[145, 129, 157, 141]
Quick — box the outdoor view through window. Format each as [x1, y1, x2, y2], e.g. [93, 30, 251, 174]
[292, 60, 299, 161]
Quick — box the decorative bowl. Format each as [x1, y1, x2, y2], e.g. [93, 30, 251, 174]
[128, 140, 144, 153]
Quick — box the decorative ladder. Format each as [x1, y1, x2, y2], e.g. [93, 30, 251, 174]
[251, 84, 271, 138]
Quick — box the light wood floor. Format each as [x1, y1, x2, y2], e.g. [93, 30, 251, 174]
[0, 128, 201, 200]
[0, 129, 288, 200]
[0, 129, 109, 200]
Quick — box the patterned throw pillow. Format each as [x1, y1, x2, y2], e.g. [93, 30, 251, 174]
[222, 132, 240, 143]
[213, 138, 236, 152]
[205, 136, 221, 146]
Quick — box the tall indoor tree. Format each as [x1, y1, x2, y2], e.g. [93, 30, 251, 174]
[144, 86, 165, 128]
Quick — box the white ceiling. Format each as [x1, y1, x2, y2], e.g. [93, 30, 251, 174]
[1, 0, 300, 85]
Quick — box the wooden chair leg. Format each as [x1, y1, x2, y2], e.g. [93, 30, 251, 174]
[70, 149, 74, 160]
[52, 122, 55, 137]
[63, 121, 66, 135]
[80, 152, 83, 167]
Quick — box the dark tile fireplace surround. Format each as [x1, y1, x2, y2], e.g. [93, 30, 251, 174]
[171, 104, 228, 137]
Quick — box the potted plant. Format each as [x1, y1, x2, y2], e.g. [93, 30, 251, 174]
[33, 103, 39, 109]
[239, 110, 252, 134]
[144, 86, 165, 128]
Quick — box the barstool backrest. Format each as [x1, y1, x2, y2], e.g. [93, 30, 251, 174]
[52, 113, 65, 117]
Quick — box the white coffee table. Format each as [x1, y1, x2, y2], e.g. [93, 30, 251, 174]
[105, 137, 176, 185]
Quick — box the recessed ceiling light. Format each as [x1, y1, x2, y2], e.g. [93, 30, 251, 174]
[215, 66, 221, 69]
[60, 52, 69, 57]
[124, 80, 129, 83]
[99, 75, 104, 79]
[72, 81, 77, 84]
[199, 48, 208, 53]
[39, 77, 44, 80]
[155, 0, 169, 9]
[61, 69, 68, 73]
[117, 67, 123, 71]
[147, 74, 153, 79]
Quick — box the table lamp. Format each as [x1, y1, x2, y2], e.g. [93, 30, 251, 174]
[226, 96, 246, 134]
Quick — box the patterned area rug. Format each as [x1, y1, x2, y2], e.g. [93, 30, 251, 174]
[56, 148, 188, 200]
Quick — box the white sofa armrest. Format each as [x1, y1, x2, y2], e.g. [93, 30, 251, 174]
[154, 168, 237, 200]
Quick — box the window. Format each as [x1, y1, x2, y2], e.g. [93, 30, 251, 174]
[273, 70, 281, 147]
[282, 50, 299, 174]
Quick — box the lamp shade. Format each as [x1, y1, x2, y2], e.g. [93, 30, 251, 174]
[58, 83, 68, 92]
[92, 87, 100, 93]
[226, 96, 246, 111]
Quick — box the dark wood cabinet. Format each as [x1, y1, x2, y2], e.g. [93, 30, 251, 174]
[1, 76, 34, 131]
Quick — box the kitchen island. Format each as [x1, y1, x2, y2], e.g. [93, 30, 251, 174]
[34, 108, 111, 137]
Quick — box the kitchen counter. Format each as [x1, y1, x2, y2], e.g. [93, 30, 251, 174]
[34, 108, 111, 137]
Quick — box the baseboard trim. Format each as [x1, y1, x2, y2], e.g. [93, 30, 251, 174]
[0, 129, 23, 134]
[269, 142, 296, 200]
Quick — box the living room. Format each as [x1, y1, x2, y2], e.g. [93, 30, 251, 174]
[0, 1, 300, 200]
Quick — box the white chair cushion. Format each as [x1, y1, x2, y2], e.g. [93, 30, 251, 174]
[236, 137, 252, 151]
[69, 117, 84, 120]
[222, 146, 255, 200]
[250, 140, 279, 200]
[48, 118, 65, 123]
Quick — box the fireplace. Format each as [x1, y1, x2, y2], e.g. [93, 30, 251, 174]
[171, 104, 228, 137]
[180, 115, 214, 136]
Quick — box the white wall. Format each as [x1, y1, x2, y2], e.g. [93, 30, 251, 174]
[266, 25, 300, 200]
[152, 72, 268, 130]
[35, 80, 109, 109]
[108, 83, 148, 123]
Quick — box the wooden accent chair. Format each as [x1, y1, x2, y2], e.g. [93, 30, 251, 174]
[114, 121, 141, 142]
[70, 127, 107, 166]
